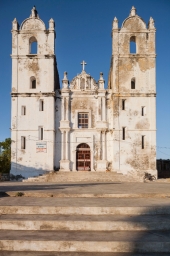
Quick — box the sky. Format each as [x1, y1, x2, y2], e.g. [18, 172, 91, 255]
[0, 0, 169, 159]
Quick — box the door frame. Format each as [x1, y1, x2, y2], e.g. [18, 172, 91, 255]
[76, 143, 91, 171]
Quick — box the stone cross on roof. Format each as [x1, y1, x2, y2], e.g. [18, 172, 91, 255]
[81, 60, 87, 71]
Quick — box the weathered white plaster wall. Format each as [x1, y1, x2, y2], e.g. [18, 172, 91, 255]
[11, 7, 57, 178]
[108, 6, 157, 177]
[11, 6, 157, 179]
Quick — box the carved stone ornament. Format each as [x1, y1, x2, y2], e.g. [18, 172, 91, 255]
[12, 18, 18, 30]
[130, 6, 136, 16]
[79, 101, 86, 109]
[62, 72, 69, 89]
[49, 18, 55, 30]
[69, 70, 98, 91]
[148, 17, 155, 29]
[98, 72, 105, 89]
[113, 17, 118, 29]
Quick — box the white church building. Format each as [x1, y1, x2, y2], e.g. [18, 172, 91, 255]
[11, 6, 157, 179]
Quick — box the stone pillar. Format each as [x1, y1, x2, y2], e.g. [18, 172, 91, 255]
[59, 130, 70, 171]
[61, 131, 64, 160]
[99, 131, 102, 160]
[64, 98, 66, 120]
[102, 131, 106, 160]
[61, 97, 65, 120]
[102, 97, 106, 121]
[66, 131, 69, 160]
[96, 130, 107, 171]
[73, 150, 77, 171]
[91, 148, 94, 171]
[66, 97, 69, 121]
[98, 97, 102, 121]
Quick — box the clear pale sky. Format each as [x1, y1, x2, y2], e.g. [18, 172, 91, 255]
[0, 0, 169, 159]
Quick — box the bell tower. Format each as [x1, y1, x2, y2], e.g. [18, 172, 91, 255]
[11, 7, 59, 178]
[108, 7, 157, 177]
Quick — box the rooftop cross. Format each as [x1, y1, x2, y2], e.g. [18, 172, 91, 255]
[81, 60, 87, 71]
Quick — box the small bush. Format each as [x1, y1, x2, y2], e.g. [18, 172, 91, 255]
[15, 192, 24, 197]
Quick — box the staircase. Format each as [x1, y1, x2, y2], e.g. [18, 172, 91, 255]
[0, 191, 170, 255]
[23, 171, 140, 183]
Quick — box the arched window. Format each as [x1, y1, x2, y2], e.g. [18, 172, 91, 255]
[30, 77, 36, 89]
[130, 36, 136, 54]
[131, 78, 135, 89]
[29, 37, 38, 54]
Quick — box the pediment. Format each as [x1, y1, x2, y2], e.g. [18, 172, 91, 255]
[20, 18, 46, 30]
[121, 15, 146, 31]
[70, 71, 98, 90]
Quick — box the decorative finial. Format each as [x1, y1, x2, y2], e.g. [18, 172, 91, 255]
[63, 72, 68, 80]
[148, 17, 155, 29]
[81, 60, 87, 71]
[30, 6, 38, 18]
[98, 72, 105, 89]
[112, 17, 118, 29]
[100, 72, 104, 80]
[49, 18, 55, 30]
[62, 72, 69, 89]
[12, 18, 19, 30]
[130, 6, 136, 16]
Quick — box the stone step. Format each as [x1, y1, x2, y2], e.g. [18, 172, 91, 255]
[4, 191, 170, 198]
[1, 253, 170, 256]
[0, 230, 170, 252]
[2, 182, 170, 199]
[1, 206, 170, 215]
[0, 214, 170, 231]
[23, 172, 136, 183]
[0, 185, 170, 255]
[0, 197, 170, 215]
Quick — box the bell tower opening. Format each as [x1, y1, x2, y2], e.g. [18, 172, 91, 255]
[29, 37, 37, 54]
[130, 36, 136, 53]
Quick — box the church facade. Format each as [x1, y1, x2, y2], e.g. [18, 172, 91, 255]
[11, 7, 157, 179]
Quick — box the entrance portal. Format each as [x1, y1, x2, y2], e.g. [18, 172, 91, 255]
[76, 143, 90, 171]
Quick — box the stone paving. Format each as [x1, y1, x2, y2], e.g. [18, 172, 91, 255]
[1, 181, 170, 198]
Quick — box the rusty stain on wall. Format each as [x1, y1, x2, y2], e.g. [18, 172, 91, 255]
[135, 118, 150, 129]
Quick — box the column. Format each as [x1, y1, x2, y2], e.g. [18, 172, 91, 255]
[66, 131, 69, 160]
[61, 131, 64, 160]
[102, 131, 106, 160]
[66, 97, 69, 121]
[91, 148, 93, 171]
[102, 97, 106, 121]
[64, 98, 66, 120]
[98, 97, 101, 121]
[99, 131, 102, 160]
[73, 150, 77, 171]
[61, 97, 65, 120]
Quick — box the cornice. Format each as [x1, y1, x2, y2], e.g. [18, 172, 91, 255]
[11, 92, 55, 97]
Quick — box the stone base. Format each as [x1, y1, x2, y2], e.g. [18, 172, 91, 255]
[96, 160, 107, 172]
[59, 160, 70, 171]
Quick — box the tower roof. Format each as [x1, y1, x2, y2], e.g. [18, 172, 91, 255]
[20, 6, 46, 30]
[121, 6, 146, 30]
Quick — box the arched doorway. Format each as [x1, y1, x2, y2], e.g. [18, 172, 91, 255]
[76, 143, 91, 171]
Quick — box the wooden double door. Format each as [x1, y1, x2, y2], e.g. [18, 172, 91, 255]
[76, 143, 91, 171]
